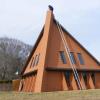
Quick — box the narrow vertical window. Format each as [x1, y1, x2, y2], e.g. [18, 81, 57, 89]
[91, 73, 95, 85]
[82, 72, 87, 86]
[77, 53, 84, 65]
[30, 57, 34, 68]
[32, 54, 40, 67]
[70, 52, 76, 64]
[60, 51, 67, 64]
[32, 56, 37, 67]
[35, 54, 40, 66]
[64, 71, 70, 87]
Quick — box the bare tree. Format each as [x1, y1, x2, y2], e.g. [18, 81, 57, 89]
[0, 37, 32, 80]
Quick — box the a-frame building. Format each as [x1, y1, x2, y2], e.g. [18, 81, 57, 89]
[19, 6, 100, 92]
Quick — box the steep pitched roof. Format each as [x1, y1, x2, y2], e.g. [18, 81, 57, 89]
[21, 18, 100, 75]
[54, 19, 100, 65]
[21, 28, 44, 74]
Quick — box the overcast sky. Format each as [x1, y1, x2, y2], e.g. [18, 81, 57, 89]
[0, 0, 100, 61]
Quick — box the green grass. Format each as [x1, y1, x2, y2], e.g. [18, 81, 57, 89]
[0, 89, 100, 100]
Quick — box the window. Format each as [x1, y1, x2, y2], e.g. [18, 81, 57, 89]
[30, 57, 34, 67]
[70, 52, 76, 64]
[32, 57, 36, 67]
[35, 54, 40, 66]
[60, 51, 67, 64]
[91, 73, 95, 85]
[64, 71, 70, 87]
[32, 54, 40, 67]
[77, 53, 84, 65]
[82, 72, 87, 85]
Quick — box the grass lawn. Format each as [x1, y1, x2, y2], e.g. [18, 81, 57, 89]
[0, 89, 100, 100]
